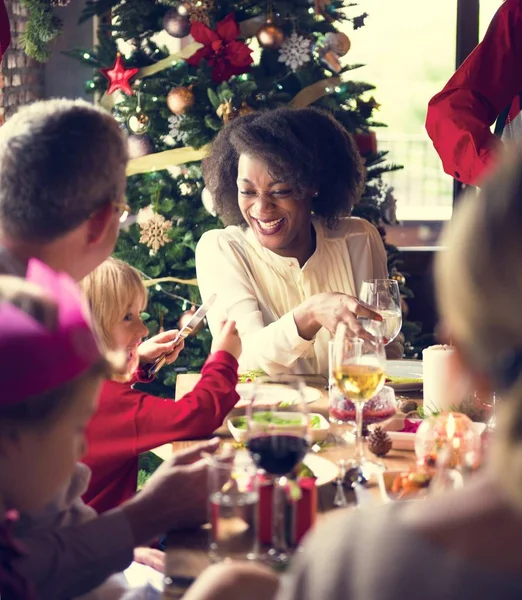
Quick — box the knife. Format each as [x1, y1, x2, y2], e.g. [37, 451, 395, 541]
[147, 293, 217, 377]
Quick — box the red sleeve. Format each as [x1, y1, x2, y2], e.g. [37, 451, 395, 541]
[425, 0, 522, 185]
[131, 350, 239, 454]
[130, 363, 155, 384]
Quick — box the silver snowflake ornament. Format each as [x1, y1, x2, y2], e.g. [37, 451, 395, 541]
[279, 33, 312, 72]
[168, 114, 189, 144]
[139, 213, 172, 253]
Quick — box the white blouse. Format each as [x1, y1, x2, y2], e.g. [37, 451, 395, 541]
[195, 217, 388, 377]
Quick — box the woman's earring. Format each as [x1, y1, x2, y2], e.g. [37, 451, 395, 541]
[313, 191, 319, 197]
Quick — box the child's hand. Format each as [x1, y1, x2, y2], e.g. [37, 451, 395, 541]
[211, 320, 241, 360]
[133, 547, 165, 573]
[138, 330, 185, 364]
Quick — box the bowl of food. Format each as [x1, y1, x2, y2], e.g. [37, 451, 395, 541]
[227, 412, 330, 443]
[378, 467, 432, 503]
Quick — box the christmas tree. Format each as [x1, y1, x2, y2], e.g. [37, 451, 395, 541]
[39, 0, 418, 396]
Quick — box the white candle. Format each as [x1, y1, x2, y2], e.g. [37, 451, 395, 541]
[422, 345, 456, 415]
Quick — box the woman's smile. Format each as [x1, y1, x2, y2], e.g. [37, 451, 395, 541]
[251, 216, 286, 236]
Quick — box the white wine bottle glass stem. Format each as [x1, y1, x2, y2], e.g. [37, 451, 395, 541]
[354, 401, 365, 464]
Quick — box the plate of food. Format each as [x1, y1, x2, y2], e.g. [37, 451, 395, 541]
[234, 383, 322, 409]
[381, 414, 486, 451]
[228, 412, 330, 443]
[386, 360, 423, 391]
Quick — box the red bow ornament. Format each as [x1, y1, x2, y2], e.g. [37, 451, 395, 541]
[186, 13, 253, 84]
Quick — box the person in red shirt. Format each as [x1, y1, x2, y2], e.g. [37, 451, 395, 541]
[79, 257, 241, 514]
[426, 0, 522, 186]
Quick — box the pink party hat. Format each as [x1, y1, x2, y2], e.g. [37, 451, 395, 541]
[0, 259, 102, 406]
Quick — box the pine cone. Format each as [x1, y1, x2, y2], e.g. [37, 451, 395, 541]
[368, 427, 392, 457]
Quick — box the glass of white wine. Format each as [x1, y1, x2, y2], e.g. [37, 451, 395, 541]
[359, 279, 402, 345]
[332, 323, 386, 474]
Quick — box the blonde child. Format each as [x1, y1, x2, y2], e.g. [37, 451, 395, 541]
[0, 259, 116, 599]
[79, 257, 241, 513]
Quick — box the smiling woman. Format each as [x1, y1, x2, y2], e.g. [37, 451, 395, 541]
[196, 107, 401, 377]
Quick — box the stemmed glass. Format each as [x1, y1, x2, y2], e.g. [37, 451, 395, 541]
[359, 279, 402, 345]
[246, 376, 309, 567]
[331, 323, 386, 476]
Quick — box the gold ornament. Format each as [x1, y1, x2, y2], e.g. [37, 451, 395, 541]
[217, 100, 255, 124]
[256, 19, 285, 50]
[392, 271, 406, 287]
[182, 0, 214, 26]
[167, 86, 195, 115]
[216, 99, 234, 123]
[139, 213, 172, 252]
[178, 305, 205, 335]
[127, 111, 150, 134]
[324, 31, 351, 57]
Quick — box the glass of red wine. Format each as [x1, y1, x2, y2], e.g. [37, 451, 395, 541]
[246, 376, 309, 567]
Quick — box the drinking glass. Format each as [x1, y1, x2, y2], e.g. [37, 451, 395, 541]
[331, 323, 386, 476]
[246, 376, 309, 567]
[360, 279, 402, 345]
[208, 448, 259, 563]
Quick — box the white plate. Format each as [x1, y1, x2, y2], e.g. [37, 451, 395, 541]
[235, 383, 322, 409]
[386, 359, 423, 391]
[302, 453, 338, 487]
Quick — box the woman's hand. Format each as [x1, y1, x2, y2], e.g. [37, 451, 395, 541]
[211, 319, 242, 360]
[294, 292, 383, 341]
[133, 547, 166, 572]
[138, 330, 185, 365]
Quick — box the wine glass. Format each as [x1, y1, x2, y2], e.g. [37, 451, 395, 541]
[246, 376, 309, 567]
[331, 323, 386, 477]
[359, 279, 402, 345]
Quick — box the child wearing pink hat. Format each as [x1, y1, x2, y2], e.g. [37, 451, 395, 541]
[0, 259, 117, 599]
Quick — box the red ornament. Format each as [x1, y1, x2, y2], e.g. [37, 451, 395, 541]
[0, 0, 11, 64]
[186, 13, 253, 84]
[100, 53, 139, 95]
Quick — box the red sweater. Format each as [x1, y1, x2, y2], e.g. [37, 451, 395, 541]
[426, 0, 522, 185]
[82, 350, 239, 514]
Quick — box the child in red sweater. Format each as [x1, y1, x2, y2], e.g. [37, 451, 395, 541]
[79, 257, 241, 513]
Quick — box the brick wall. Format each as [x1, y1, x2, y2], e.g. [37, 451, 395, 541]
[0, 0, 44, 124]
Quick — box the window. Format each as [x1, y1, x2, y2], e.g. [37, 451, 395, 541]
[342, 0, 502, 247]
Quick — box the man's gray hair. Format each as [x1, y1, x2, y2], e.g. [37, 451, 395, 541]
[0, 98, 128, 242]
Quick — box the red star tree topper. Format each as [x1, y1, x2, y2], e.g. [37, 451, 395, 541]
[186, 13, 253, 84]
[100, 53, 138, 95]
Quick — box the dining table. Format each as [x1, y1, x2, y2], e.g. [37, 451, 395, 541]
[153, 373, 423, 600]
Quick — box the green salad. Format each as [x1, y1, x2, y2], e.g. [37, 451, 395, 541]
[237, 369, 266, 383]
[232, 413, 321, 430]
